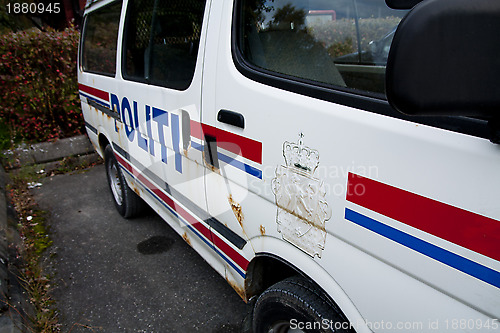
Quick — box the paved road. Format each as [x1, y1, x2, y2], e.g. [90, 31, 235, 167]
[33, 164, 249, 332]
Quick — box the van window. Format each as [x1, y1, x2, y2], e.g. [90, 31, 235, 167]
[81, 1, 122, 76]
[122, 0, 206, 90]
[237, 0, 407, 94]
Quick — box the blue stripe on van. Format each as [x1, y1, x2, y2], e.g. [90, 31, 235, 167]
[345, 208, 500, 289]
[191, 141, 262, 179]
[84, 121, 98, 135]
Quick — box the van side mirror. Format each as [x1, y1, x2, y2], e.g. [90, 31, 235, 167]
[386, 0, 500, 118]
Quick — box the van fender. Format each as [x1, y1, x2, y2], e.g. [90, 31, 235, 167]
[96, 125, 112, 155]
[248, 235, 371, 333]
[95, 125, 135, 190]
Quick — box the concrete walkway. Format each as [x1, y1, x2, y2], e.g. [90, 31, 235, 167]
[3, 135, 95, 170]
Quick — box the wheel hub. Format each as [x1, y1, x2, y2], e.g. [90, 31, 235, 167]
[108, 161, 123, 205]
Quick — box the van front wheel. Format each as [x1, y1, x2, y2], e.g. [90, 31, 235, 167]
[104, 145, 144, 218]
[252, 276, 352, 333]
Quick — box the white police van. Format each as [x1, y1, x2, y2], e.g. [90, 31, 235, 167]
[78, 0, 500, 331]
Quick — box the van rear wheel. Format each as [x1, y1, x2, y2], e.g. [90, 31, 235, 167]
[104, 145, 144, 218]
[252, 276, 352, 333]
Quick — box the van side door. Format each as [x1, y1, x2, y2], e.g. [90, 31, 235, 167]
[115, 0, 216, 259]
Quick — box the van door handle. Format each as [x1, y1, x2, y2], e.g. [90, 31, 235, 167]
[217, 110, 245, 129]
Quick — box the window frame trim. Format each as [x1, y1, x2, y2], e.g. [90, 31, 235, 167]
[120, 0, 151, 86]
[80, 0, 123, 78]
[230, 0, 489, 140]
[120, 0, 202, 91]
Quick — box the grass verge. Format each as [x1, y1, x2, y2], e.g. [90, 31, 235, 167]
[5, 154, 102, 332]
[7, 168, 58, 332]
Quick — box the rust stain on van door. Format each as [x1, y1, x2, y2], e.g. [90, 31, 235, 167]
[259, 225, 266, 235]
[272, 134, 332, 258]
[228, 194, 244, 226]
[130, 183, 140, 196]
[182, 232, 192, 246]
[113, 104, 121, 133]
[226, 276, 246, 301]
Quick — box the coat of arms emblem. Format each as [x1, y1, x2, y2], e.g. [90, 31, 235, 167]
[271, 134, 332, 257]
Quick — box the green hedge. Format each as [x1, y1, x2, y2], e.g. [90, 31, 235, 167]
[0, 27, 82, 148]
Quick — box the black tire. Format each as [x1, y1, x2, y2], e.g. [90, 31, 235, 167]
[104, 145, 144, 218]
[253, 276, 353, 333]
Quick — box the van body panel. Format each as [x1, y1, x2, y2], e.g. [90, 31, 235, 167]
[78, 0, 500, 331]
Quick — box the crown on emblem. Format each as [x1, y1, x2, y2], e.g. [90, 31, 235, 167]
[283, 133, 320, 174]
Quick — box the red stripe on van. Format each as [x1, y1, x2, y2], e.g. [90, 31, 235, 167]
[115, 153, 250, 271]
[78, 84, 109, 102]
[346, 173, 500, 262]
[212, 232, 249, 271]
[190, 120, 262, 164]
